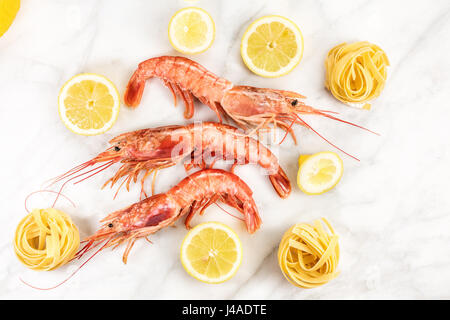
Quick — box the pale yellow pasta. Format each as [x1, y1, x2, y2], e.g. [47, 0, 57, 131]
[277, 218, 340, 288]
[14, 208, 80, 271]
[325, 41, 389, 110]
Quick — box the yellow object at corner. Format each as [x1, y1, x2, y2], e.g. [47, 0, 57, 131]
[241, 15, 304, 78]
[0, 0, 20, 37]
[14, 208, 80, 271]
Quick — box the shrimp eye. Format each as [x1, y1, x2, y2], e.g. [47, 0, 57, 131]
[291, 100, 298, 106]
[108, 223, 114, 228]
[114, 146, 121, 152]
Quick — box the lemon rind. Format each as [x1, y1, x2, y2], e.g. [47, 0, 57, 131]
[240, 15, 304, 78]
[297, 151, 343, 195]
[168, 7, 216, 55]
[180, 221, 243, 284]
[58, 73, 120, 136]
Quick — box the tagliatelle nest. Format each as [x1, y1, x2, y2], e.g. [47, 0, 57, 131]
[325, 41, 389, 110]
[278, 218, 340, 288]
[14, 208, 80, 271]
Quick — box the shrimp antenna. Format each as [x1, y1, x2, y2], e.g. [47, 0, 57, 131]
[45, 159, 94, 188]
[215, 203, 245, 222]
[24, 190, 76, 213]
[278, 118, 296, 145]
[51, 160, 116, 208]
[20, 237, 112, 291]
[294, 113, 360, 161]
[315, 111, 380, 136]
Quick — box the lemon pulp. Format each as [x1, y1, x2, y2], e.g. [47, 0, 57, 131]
[297, 152, 343, 195]
[180, 222, 242, 283]
[241, 15, 303, 77]
[168, 7, 215, 54]
[306, 158, 337, 185]
[58, 74, 120, 136]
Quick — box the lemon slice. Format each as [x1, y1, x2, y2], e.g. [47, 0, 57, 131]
[168, 7, 215, 54]
[241, 15, 304, 78]
[297, 152, 343, 195]
[180, 222, 243, 284]
[58, 73, 120, 136]
[0, 0, 20, 37]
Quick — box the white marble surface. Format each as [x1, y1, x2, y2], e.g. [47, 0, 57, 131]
[1, 0, 450, 299]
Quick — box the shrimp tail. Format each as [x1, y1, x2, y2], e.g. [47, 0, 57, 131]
[242, 201, 261, 234]
[269, 167, 291, 199]
[124, 70, 147, 108]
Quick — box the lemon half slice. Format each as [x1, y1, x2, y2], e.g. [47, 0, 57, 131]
[297, 152, 343, 195]
[168, 7, 215, 54]
[58, 73, 120, 136]
[180, 222, 243, 284]
[0, 0, 20, 37]
[241, 15, 304, 77]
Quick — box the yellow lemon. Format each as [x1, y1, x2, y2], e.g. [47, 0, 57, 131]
[58, 73, 120, 136]
[180, 222, 243, 284]
[241, 15, 304, 77]
[0, 0, 20, 37]
[168, 7, 215, 54]
[297, 152, 343, 195]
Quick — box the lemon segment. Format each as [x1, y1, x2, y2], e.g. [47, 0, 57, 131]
[241, 15, 304, 78]
[0, 0, 20, 37]
[168, 7, 215, 54]
[180, 222, 243, 284]
[58, 73, 120, 136]
[297, 152, 343, 195]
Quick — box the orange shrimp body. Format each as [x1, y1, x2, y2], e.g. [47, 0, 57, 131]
[125, 56, 232, 120]
[78, 169, 261, 263]
[52, 122, 290, 200]
[124, 56, 377, 151]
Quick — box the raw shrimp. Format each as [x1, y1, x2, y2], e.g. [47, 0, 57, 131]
[124, 56, 378, 160]
[50, 122, 291, 201]
[77, 169, 261, 263]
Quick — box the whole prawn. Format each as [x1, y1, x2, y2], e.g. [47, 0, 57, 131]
[77, 169, 261, 264]
[51, 122, 291, 201]
[124, 56, 378, 160]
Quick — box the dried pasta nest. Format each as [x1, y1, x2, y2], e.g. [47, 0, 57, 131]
[325, 41, 389, 110]
[278, 218, 340, 288]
